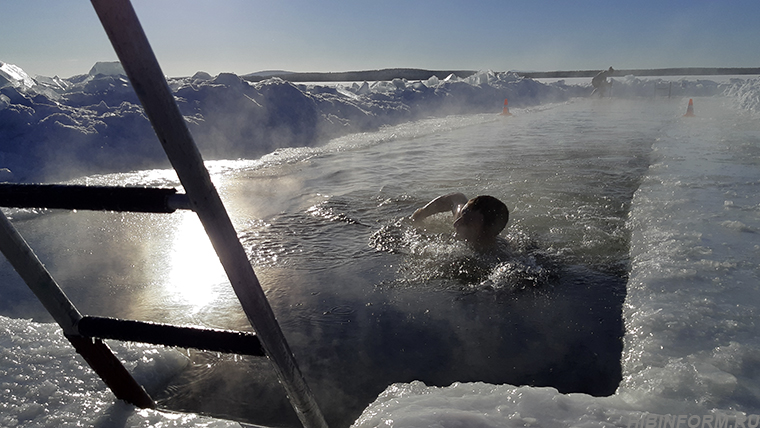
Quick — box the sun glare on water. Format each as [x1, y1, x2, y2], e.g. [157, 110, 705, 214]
[165, 212, 227, 311]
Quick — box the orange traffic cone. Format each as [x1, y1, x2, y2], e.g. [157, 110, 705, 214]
[500, 99, 512, 116]
[683, 99, 695, 117]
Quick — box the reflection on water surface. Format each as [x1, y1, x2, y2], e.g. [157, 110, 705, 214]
[0, 100, 666, 427]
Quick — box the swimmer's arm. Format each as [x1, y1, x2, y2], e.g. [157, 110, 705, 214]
[410, 192, 469, 221]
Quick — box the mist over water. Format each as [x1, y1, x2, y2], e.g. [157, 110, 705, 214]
[0, 97, 674, 427]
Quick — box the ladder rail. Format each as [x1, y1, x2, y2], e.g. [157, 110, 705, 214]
[0, 209, 82, 335]
[0, 208, 155, 408]
[89, 1, 328, 427]
[77, 316, 266, 357]
[0, 183, 191, 213]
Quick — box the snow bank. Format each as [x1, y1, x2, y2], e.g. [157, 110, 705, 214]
[353, 380, 757, 428]
[353, 381, 638, 428]
[0, 62, 36, 91]
[1, 62, 586, 181]
[3, 60, 747, 182]
[606, 75, 728, 98]
[618, 107, 760, 418]
[724, 77, 760, 113]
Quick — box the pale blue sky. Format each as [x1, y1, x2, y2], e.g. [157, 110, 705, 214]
[2, 0, 759, 78]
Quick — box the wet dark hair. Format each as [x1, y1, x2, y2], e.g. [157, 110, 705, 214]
[464, 195, 509, 237]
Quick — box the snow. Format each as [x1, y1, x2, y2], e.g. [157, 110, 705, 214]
[2, 60, 760, 427]
[0, 62, 36, 91]
[353, 382, 636, 428]
[88, 61, 127, 77]
[5, 60, 734, 182]
[0, 315, 239, 427]
[724, 78, 760, 113]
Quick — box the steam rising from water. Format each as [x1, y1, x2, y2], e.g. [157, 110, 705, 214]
[8, 88, 760, 426]
[0, 98, 648, 427]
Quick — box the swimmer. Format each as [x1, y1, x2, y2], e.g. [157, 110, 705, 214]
[410, 193, 509, 249]
[591, 66, 614, 97]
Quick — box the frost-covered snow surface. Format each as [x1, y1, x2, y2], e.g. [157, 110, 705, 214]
[2, 61, 760, 427]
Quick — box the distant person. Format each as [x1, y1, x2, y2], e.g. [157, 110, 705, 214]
[410, 193, 509, 249]
[591, 67, 614, 97]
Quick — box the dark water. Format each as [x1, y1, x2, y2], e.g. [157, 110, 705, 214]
[0, 98, 673, 427]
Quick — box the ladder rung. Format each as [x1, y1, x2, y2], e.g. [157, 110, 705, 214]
[0, 183, 191, 213]
[77, 316, 265, 356]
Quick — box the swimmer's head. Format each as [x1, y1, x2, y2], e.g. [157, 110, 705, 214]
[453, 195, 509, 246]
